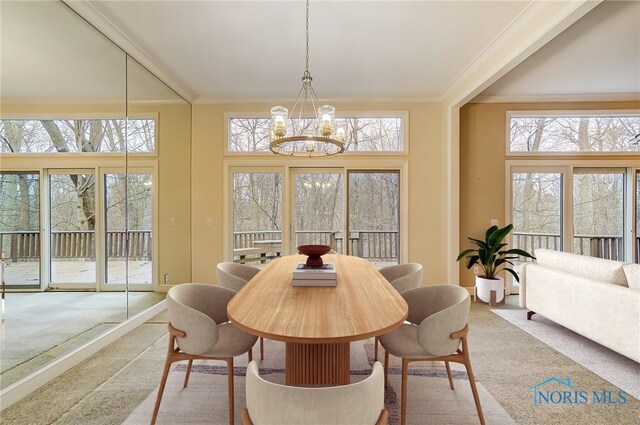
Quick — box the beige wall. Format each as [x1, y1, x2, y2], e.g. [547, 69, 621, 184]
[190, 102, 448, 285]
[150, 102, 192, 288]
[459, 100, 640, 287]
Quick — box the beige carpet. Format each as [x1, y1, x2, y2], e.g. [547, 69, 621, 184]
[491, 309, 640, 400]
[124, 339, 515, 425]
[3, 301, 639, 425]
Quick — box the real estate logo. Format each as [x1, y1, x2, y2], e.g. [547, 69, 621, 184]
[528, 377, 628, 406]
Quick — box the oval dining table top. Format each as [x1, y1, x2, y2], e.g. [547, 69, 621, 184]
[227, 254, 408, 344]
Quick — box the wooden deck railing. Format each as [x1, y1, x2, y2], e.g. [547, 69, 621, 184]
[0, 230, 152, 262]
[3, 229, 636, 264]
[233, 230, 399, 262]
[512, 231, 637, 262]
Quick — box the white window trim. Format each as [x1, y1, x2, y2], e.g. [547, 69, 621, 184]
[224, 111, 409, 156]
[505, 109, 640, 157]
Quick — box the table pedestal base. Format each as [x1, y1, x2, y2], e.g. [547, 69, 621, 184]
[285, 342, 350, 385]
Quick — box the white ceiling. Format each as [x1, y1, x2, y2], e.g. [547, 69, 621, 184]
[80, 0, 639, 104]
[2, 1, 638, 104]
[481, 0, 640, 101]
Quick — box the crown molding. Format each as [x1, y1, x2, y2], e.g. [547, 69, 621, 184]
[440, 0, 603, 109]
[62, 0, 195, 103]
[470, 92, 640, 104]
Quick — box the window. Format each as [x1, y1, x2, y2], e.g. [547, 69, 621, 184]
[228, 166, 404, 266]
[232, 171, 283, 264]
[508, 164, 638, 265]
[0, 172, 40, 288]
[508, 113, 640, 153]
[228, 115, 405, 153]
[511, 171, 563, 256]
[0, 118, 156, 153]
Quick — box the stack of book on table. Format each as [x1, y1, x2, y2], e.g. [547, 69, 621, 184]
[292, 262, 337, 286]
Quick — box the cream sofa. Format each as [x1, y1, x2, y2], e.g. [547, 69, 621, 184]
[519, 249, 640, 363]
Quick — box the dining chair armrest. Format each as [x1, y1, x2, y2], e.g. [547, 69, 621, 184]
[449, 323, 469, 340]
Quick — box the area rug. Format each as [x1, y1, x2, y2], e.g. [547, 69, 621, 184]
[123, 339, 516, 424]
[491, 308, 639, 400]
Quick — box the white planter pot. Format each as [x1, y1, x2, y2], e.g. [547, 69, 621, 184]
[475, 276, 504, 303]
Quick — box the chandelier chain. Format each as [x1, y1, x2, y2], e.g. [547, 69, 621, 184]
[305, 0, 310, 73]
[268, 0, 344, 157]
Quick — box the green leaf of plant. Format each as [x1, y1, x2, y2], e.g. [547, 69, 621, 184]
[504, 267, 520, 282]
[456, 248, 477, 261]
[466, 256, 479, 269]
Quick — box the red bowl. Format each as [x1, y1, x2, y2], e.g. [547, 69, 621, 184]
[297, 245, 332, 267]
[297, 245, 332, 257]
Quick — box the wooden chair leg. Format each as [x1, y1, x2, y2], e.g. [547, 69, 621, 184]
[227, 358, 235, 425]
[384, 350, 389, 387]
[445, 361, 454, 390]
[183, 359, 193, 388]
[151, 354, 173, 425]
[260, 337, 264, 360]
[462, 338, 485, 425]
[242, 408, 254, 425]
[374, 336, 379, 361]
[401, 358, 409, 425]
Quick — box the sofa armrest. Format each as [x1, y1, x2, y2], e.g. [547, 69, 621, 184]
[518, 262, 531, 308]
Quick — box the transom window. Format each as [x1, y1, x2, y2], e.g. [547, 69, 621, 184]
[0, 119, 156, 153]
[508, 112, 640, 153]
[228, 115, 405, 153]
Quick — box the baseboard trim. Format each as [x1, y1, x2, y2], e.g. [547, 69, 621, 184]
[0, 300, 167, 410]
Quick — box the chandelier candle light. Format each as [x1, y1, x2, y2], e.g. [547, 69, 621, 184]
[269, 0, 345, 157]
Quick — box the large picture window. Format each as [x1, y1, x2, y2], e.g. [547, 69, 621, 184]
[508, 112, 640, 153]
[228, 115, 405, 153]
[0, 119, 156, 153]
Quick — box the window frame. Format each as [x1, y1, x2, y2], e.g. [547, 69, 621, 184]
[224, 111, 409, 156]
[505, 110, 640, 157]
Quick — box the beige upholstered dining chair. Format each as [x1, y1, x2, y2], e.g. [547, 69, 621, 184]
[242, 360, 388, 425]
[216, 262, 265, 359]
[151, 283, 257, 425]
[374, 263, 423, 361]
[378, 285, 485, 425]
[216, 262, 261, 292]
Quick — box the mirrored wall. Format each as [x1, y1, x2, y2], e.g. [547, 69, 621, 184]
[0, 0, 191, 389]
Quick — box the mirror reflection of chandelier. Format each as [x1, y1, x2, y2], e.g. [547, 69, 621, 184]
[269, 0, 345, 157]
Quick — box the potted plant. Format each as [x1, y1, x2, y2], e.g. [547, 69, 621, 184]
[457, 224, 535, 304]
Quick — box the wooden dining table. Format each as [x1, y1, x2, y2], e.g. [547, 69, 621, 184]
[227, 254, 408, 385]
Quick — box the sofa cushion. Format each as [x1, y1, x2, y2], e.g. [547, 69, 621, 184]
[623, 263, 640, 290]
[534, 249, 628, 287]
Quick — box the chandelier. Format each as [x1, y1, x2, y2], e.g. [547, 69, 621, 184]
[269, 0, 345, 157]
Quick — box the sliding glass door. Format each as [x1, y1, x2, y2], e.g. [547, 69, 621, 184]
[348, 171, 400, 265]
[292, 169, 344, 251]
[511, 170, 563, 255]
[510, 165, 635, 263]
[0, 172, 41, 289]
[231, 171, 283, 264]
[573, 168, 625, 261]
[105, 171, 153, 287]
[229, 166, 403, 265]
[49, 170, 96, 288]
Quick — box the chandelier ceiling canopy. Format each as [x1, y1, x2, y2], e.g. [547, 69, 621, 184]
[269, 0, 345, 157]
